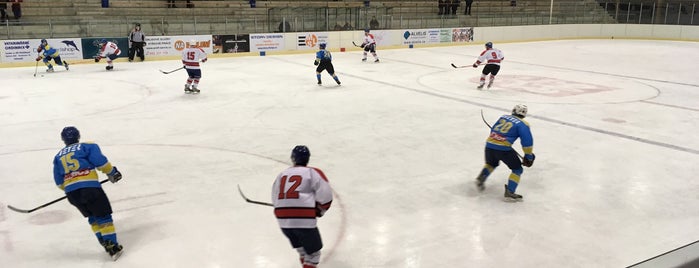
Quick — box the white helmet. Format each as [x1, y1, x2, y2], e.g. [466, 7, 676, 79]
[189, 40, 197, 47]
[512, 104, 528, 118]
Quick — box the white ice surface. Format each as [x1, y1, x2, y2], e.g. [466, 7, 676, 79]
[1, 39, 699, 268]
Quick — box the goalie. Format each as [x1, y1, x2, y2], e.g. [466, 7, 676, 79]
[475, 104, 535, 202]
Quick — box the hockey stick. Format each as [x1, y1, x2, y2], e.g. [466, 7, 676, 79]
[451, 63, 469, 68]
[159, 66, 184, 74]
[352, 41, 361, 47]
[33, 59, 39, 77]
[480, 109, 524, 160]
[237, 184, 273, 207]
[7, 179, 110, 214]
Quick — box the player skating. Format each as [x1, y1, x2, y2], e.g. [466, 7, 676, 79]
[472, 41, 504, 89]
[360, 29, 379, 63]
[52, 126, 125, 260]
[94, 39, 121, 71]
[273, 145, 333, 268]
[36, 39, 69, 72]
[314, 43, 341, 86]
[475, 105, 535, 202]
[181, 39, 207, 94]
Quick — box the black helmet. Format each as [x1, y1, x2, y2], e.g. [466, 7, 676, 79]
[61, 126, 80, 145]
[291, 145, 311, 166]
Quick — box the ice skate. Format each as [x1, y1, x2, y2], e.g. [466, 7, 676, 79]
[190, 87, 200, 94]
[184, 85, 192, 94]
[475, 174, 486, 192]
[46, 67, 54, 73]
[476, 84, 484, 89]
[336, 80, 341, 85]
[317, 80, 322, 86]
[64, 62, 69, 70]
[102, 240, 124, 261]
[374, 59, 380, 63]
[487, 81, 493, 88]
[504, 185, 523, 202]
[362, 58, 367, 62]
[106, 66, 114, 71]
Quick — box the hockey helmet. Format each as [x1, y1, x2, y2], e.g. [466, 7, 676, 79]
[189, 39, 198, 47]
[100, 38, 107, 45]
[485, 42, 493, 48]
[291, 145, 311, 166]
[135, 23, 141, 27]
[41, 39, 48, 45]
[512, 104, 528, 118]
[364, 28, 370, 33]
[61, 126, 80, 145]
[319, 43, 327, 49]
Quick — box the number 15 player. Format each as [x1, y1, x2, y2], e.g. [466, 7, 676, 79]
[182, 40, 208, 94]
[272, 145, 333, 268]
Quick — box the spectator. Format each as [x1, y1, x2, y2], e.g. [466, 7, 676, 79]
[278, 20, 292, 32]
[128, 23, 146, 62]
[341, 21, 353, 30]
[333, 22, 342, 31]
[1, 1, 8, 23]
[249, 0, 256, 8]
[369, 16, 379, 30]
[167, 0, 176, 8]
[510, 0, 516, 6]
[186, 0, 193, 8]
[438, 0, 446, 15]
[451, 0, 460, 15]
[464, 0, 473, 15]
[11, 0, 20, 20]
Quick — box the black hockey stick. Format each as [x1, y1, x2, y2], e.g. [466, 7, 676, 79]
[159, 66, 184, 74]
[480, 109, 524, 159]
[451, 63, 481, 68]
[352, 41, 362, 47]
[7, 179, 110, 213]
[237, 184, 273, 207]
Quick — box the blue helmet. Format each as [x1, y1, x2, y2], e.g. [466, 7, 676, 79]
[61, 126, 80, 145]
[100, 38, 107, 45]
[485, 42, 493, 48]
[364, 28, 370, 33]
[41, 39, 48, 45]
[291, 145, 310, 166]
[319, 43, 326, 49]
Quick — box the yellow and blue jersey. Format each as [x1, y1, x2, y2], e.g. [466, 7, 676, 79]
[53, 142, 114, 193]
[38, 44, 60, 58]
[485, 115, 534, 155]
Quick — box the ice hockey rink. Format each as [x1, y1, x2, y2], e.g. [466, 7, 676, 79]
[1, 39, 698, 268]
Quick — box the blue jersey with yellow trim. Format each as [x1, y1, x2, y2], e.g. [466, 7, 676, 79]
[53, 142, 114, 193]
[39, 44, 60, 58]
[485, 114, 534, 154]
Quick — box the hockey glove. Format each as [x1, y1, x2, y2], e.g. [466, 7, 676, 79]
[315, 204, 326, 217]
[360, 43, 366, 48]
[107, 166, 122, 183]
[314, 59, 320, 66]
[94, 56, 101, 63]
[35, 56, 42, 61]
[522, 154, 535, 167]
[201, 58, 207, 63]
[472, 63, 479, 68]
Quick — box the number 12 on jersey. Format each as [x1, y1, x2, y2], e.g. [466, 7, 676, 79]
[277, 175, 302, 199]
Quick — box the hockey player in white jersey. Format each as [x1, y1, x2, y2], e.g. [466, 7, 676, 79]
[94, 39, 121, 71]
[272, 145, 333, 268]
[360, 29, 379, 63]
[473, 41, 504, 89]
[181, 40, 208, 94]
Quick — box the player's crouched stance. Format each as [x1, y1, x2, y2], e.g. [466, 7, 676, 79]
[53, 126, 124, 260]
[273, 146, 333, 268]
[475, 104, 535, 202]
[94, 39, 121, 71]
[36, 39, 69, 72]
[182, 40, 207, 94]
[314, 43, 341, 86]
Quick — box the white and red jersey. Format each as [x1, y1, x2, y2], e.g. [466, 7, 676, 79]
[182, 47, 207, 69]
[476, 48, 504, 66]
[362, 33, 377, 46]
[99, 42, 121, 58]
[272, 166, 333, 229]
